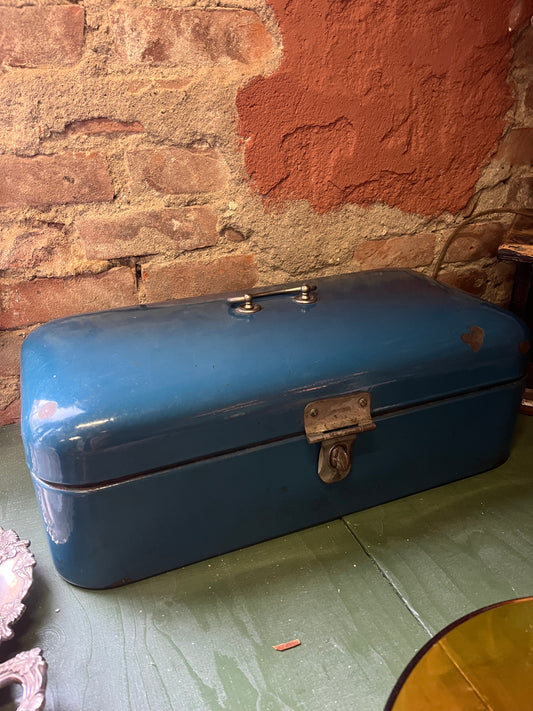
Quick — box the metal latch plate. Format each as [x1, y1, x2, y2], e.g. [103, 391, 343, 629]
[304, 392, 375, 443]
[304, 392, 376, 484]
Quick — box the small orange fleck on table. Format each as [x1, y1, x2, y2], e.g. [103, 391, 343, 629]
[273, 639, 301, 652]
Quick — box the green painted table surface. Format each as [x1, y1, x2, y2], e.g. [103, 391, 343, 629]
[1, 417, 532, 711]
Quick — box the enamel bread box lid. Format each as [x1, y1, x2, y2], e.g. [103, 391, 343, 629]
[20, 269, 529, 588]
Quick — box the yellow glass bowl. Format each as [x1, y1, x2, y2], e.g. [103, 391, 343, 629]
[386, 597, 533, 710]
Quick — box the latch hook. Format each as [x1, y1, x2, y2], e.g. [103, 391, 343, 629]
[318, 437, 356, 483]
[304, 392, 376, 484]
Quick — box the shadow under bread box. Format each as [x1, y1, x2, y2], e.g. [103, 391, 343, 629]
[20, 270, 529, 589]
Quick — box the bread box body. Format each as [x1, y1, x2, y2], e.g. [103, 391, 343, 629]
[20, 270, 529, 588]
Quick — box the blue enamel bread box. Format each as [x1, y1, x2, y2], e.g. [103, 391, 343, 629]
[20, 269, 529, 588]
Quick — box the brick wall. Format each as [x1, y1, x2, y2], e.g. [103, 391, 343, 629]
[0, 2, 532, 426]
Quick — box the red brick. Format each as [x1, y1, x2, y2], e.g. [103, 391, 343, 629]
[526, 83, 533, 112]
[486, 262, 516, 307]
[514, 213, 533, 231]
[127, 148, 227, 195]
[506, 176, 533, 208]
[353, 233, 436, 269]
[142, 255, 257, 302]
[0, 224, 72, 275]
[0, 374, 19, 408]
[0, 326, 38, 377]
[0, 399, 20, 426]
[223, 227, 246, 243]
[0, 6, 84, 67]
[127, 81, 151, 95]
[110, 8, 273, 66]
[65, 119, 145, 136]
[0, 268, 137, 329]
[154, 79, 191, 91]
[438, 262, 515, 304]
[0, 153, 114, 209]
[496, 128, 533, 165]
[0, 377, 20, 426]
[443, 222, 505, 263]
[439, 267, 486, 296]
[127, 78, 192, 94]
[77, 207, 218, 260]
[512, 22, 533, 67]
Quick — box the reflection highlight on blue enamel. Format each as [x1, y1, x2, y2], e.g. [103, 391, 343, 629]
[34, 481, 73, 545]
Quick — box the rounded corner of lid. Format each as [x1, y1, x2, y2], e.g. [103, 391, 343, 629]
[20, 320, 55, 355]
[20, 398, 84, 474]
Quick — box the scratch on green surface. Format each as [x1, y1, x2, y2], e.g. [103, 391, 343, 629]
[69, 586, 96, 709]
[341, 518, 434, 637]
[141, 604, 173, 710]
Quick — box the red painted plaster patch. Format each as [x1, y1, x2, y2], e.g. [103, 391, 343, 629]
[236, 0, 516, 215]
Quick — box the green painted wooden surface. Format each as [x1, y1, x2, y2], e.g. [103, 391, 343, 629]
[0, 416, 532, 710]
[0, 423, 427, 711]
[344, 414, 533, 636]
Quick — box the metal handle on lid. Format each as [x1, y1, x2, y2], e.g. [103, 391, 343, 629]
[227, 284, 317, 314]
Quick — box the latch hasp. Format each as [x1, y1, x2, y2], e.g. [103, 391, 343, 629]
[304, 392, 376, 483]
